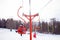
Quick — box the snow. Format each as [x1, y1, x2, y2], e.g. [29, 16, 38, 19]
[0, 28, 60, 40]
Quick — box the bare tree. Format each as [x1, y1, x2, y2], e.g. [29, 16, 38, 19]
[6, 18, 14, 31]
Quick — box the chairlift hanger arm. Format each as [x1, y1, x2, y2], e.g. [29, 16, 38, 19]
[17, 6, 26, 23]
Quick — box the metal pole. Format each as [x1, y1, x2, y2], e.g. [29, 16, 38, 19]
[30, 15, 32, 40]
[29, 0, 32, 40]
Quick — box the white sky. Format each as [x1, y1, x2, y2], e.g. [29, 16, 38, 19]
[0, 0, 60, 22]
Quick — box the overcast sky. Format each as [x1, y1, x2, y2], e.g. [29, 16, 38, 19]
[0, 0, 60, 22]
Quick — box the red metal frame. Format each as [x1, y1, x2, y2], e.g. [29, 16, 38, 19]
[17, 0, 52, 40]
[17, 6, 38, 40]
[23, 13, 38, 20]
[23, 13, 38, 40]
[17, 1, 38, 40]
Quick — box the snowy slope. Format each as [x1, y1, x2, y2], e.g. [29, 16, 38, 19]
[0, 28, 60, 40]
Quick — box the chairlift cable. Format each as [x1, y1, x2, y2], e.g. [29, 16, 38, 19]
[40, 0, 52, 10]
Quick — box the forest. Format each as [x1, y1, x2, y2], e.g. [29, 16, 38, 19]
[0, 18, 60, 34]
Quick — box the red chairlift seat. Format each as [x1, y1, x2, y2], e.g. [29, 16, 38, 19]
[17, 26, 27, 34]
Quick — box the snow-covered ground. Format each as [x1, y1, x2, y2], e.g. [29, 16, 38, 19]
[0, 28, 60, 40]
